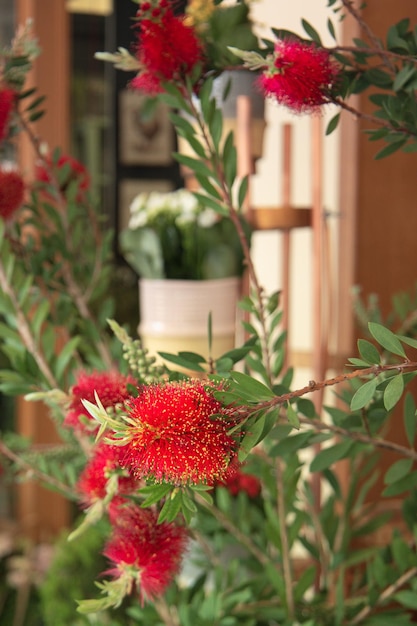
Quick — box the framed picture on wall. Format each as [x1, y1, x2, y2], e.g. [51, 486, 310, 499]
[119, 89, 175, 166]
[118, 178, 175, 232]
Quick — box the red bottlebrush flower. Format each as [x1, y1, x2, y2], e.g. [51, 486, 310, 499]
[259, 39, 340, 113]
[64, 370, 136, 433]
[0, 168, 25, 220]
[76, 441, 139, 506]
[104, 502, 188, 603]
[131, 2, 203, 94]
[0, 89, 15, 142]
[219, 468, 261, 498]
[36, 153, 90, 197]
[119, 380, 238, 485]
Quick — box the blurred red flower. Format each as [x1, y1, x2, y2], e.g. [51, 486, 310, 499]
[64, 370, 136, 433]
[131, 1, 203, 94]
[0, 88, 15, 142]
[260, 39, 340, 113]
[104, 502, 188, 603]
[0, 168, 24, 220]
[119, 380, 238, 485]
[219, 468, 261, 498]
[36, 153, 90, 198]
[76, 441, 139, 506]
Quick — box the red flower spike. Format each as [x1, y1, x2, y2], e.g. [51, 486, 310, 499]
[76, 441, 139, 506]
[104, 502, 188, 603]
[119, 380, 238, 485]
[131, 2, 203, 94]
[0, 169, 25, 220]
[219, 468, 262, 498]
[36, 153, 90, 198]
[260, 39, 340, 113]
[64, 370, 136, 433]
[0, 89, 15, 142]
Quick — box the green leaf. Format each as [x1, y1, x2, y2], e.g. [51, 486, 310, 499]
[394, 591, 417, 610]
[157, 352, 206, 372]
[350, 377, 379, 411]
[29, 110, 45, 123]
[398, 334, 417, 350]
[238, 414, 267, 461]
[191, 192, 228, 216]
[230, 371, 275, 400]
[374, 139, 407, 160]
[170, 112, 197, 138]
[140, 483, 173, 507]
[286, 402, 300, 429]
[384, 458, 413, 485]
[327, 18, 336, 40]
[348, 357, 372, 368]
[55, 336, 81, 380]
[325, 112, 340, 135]
[194, 174, 223, 200]
[237, 175, 249, 209]
[269, 431, 313, 458]
[382, 470, 417, 497]
[25, 94, 46, 112]
[393, 64, 416, 91]
[357, 338, 381, 364]
[301, 19, 322, 44]
[294, 567, 316, 602]
[173, 152, 215, 179]
[180, 133, 207, 159]
[368, 322, 406, 357]
[209, 107, 223, 151]
[223, 142, 237, 190]
[383, 373, 404, 411]
[31, 299, 50, 339]
[310, 439, 354, 472]
[155, 490, 182, 523]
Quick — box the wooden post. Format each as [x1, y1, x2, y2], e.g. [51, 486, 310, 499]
[236, 95, 253, 346]
[281, 123, 292, 372]
[14, 0, 71, 541]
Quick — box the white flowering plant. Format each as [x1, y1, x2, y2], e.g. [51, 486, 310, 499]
[120, 188, 251, 280]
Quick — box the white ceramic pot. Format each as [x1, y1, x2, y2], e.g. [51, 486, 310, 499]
[139, 277, 241, 363]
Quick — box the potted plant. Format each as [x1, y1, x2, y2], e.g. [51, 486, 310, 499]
[119, 187, 251, 361]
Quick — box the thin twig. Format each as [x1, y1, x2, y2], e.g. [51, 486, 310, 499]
[302, 487, 330, 589]
[297, 416, 417, 461]
[331, 45, 417, 66]
[186, 93, 274, 382]
[339, 0, 396, 72]
[276, 457, 295, 619]
[153, 596, 180, 626]
[349, 566, 417, 624]
[0, 261, 58, 389]
[253, 360, 417, 412]
[0, 439, 77, 500]
[16, 107, 114, 370]
[195, 493, 270, 567]
[328, 96, 416, 139]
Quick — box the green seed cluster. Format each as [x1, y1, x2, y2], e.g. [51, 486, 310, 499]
[122, 338, 166, 384]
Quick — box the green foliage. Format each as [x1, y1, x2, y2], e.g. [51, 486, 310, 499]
[3, 7, 417, 626]
[39, 521, 127, 626]
[192, 0, 262, 72]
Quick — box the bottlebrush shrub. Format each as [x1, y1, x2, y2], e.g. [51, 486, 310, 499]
[2, 5, 417, 626]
